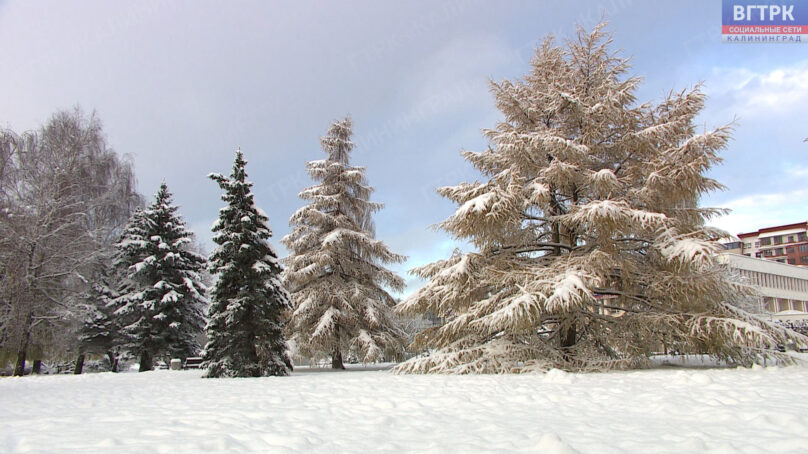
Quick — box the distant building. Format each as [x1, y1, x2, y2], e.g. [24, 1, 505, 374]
[718, 253, 808, 320]
[722, 221, 808, 266]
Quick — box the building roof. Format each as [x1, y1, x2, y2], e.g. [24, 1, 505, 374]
[738, 221, 808, 238]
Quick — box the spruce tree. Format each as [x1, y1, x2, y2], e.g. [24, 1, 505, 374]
[282, 117, 406, 369]
[78, 275, 124, 372]
[395, 24, 803, 374]
[115, 183, 208, 371]
[202, 150, 292, 377]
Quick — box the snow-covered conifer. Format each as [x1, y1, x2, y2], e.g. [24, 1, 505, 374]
[395, 23, 804, 374]
[78, 275, 123, 372]
[115, 183, 208, 371]
[282, 117, 406, 369]
[202, 150, 292, 377]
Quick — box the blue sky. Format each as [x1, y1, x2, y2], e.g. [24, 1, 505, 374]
[1, 1, 806, 295]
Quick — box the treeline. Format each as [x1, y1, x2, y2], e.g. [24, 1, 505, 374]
[0, 109, 142, 375]
[4, 23, 806, 377]
[0, 110, 406, 377]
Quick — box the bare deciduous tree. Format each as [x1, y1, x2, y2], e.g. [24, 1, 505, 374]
[0, 108, 141, 375]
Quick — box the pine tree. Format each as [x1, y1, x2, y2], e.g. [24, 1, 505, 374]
[395, 23, 804, 374]
[78, 275, 123, 372]
[115, 183, 208, 372]
[202, 150, 292, 377]
[282, 117, 406, 369]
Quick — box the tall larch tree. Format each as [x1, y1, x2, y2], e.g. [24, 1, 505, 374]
[115, 183, 208, 371]
[282, 117, 406, 369]
[202, 150, 292, 378]
[395, 23, 804, 374]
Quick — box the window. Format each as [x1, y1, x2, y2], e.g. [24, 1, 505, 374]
[763, 297, 775, 312]
[799, 232, 807, 242]
[788, 258, 797, 265]
[774, 248, 784, 255]
[760, 237, 772, 246]
[787, 235, 795, 243]
[744, 242, 752, 249]
[787, 246, 795, 253]
[773, 236, 783, 245]
[802, 256, 808, 264]
[799, 244, 808, 252]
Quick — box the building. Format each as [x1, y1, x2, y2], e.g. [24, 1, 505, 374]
[722, 221, 808, 266]
[718, 253, 808, 320]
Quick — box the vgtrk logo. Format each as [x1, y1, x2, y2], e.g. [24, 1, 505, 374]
[722, 0, 808, 42]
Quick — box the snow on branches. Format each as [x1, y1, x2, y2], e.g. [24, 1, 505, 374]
[282, 117, 406, 368]
[114, 183, 208, 371]
[394, 22, 805, 374]
[202, 150, 292, 378]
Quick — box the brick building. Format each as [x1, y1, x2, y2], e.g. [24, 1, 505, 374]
[722, 221, 808, 266]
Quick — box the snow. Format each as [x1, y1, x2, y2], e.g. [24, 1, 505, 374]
[312, 306, 340, 339]
[251, 261, 272, 274]
[592, 168, 617, 184]
[321, 228, 346, 246]
[567, 200, 666, 229]
[436, 253, 471, 279]
[526, 181, 550, 202]
[131, 256, 155, 273]
[455, 192, 496, 216]
[546, 271, 594, 311]
[2, 362, 808, 453]
[473, 292, 540, 330]
[658, 235, 717, 269]
[160, 290, 180, 304]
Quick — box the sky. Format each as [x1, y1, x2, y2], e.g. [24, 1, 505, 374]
[1, 1, 806, 296]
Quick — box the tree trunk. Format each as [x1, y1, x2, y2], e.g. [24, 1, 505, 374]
[560, 322, 577, 361]
[107, 351, 119, 373]
[13, 346, 27, 376]
[331, 346, 345, 370]
[139, 351, 153, 372]
[32, 359, 42, 374]
[74, 354, 85, 374]
[12, 312, 33, 377]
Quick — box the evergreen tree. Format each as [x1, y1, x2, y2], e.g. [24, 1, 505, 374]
[202, 150, 292, 377]
[395, 24, 804, 374]
[282, 117, 406, 369]
[115, 183, 208, 371]
[78, 275, 123, 372]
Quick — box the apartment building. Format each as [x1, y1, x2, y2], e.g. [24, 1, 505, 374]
[722, 221, 808, 266]
[718, 253, 808, 319]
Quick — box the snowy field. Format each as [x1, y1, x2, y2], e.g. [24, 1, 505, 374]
[2, 361, 808, 454]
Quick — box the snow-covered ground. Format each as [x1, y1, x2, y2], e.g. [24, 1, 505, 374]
[2, 361, 808, 453]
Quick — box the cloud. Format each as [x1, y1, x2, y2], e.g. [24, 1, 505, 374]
[722, 189, 808, 210]
[785, 166, 808, 179]
[704, 60, 808, 120]
[708, 188, 808, 235]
